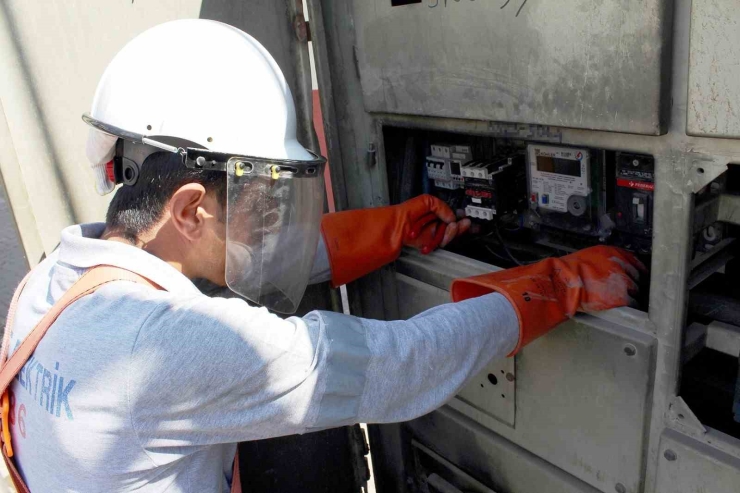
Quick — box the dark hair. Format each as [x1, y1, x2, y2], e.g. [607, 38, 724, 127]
[105, 151, 226, 240]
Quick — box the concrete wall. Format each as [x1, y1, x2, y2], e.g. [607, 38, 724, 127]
[0, 180, 29, 328]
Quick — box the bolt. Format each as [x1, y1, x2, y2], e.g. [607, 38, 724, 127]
[615, 483, 626, 493]
[506, 372, 515, 382]
[623, 344, 637, 357]
[664, 449, 677, 461]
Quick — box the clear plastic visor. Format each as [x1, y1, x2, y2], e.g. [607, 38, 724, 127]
[225, 158, 325, 314]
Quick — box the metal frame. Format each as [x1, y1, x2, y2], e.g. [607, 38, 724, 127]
[309, 0, 740, 491]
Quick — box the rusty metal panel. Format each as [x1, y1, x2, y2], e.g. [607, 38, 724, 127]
[655, 429, 740, 493]
[351, 0, 672, 135]
[687, 0, 740, 138]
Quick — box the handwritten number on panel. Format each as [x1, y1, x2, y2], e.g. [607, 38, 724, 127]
[428, 0, 527, 17]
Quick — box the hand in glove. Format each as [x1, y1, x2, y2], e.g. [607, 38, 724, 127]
[321, 195, 471, 287]
[450, 246, 644, 355]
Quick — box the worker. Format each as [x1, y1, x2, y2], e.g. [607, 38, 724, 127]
[0, 20, 642, 493]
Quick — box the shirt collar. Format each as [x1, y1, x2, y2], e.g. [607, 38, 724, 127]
[57, 223, 202, 296]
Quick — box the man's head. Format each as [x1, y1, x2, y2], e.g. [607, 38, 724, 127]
[104, 151, 229, 285]
[86, 19, 328, 313]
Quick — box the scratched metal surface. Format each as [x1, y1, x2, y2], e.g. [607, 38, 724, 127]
[351, 0, 672, 135]
[686, 0, 740, 138]
[655, 429, 740, 493]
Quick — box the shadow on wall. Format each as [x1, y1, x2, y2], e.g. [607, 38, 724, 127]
[0, 180, 29, 330]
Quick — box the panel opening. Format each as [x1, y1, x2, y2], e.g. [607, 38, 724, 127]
[383, 125, 654, 311]
[684, 163, 740, 439]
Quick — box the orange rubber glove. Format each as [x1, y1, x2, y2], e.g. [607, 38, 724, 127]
[321, 195, 471, 287]
[450, 246, 643, 355]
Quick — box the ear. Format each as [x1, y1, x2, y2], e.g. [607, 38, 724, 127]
[169, 183, 208, 242]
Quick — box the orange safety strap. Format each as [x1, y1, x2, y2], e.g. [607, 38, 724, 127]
[0, 265, 242, 493]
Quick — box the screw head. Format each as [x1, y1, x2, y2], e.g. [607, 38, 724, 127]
[506, 372, 515, 382]
[615, 483, 627, 493]
[664, 449, 677, 461]
[624, 344, 637, 357]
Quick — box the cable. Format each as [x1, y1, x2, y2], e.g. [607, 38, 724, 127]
[493, 221, 527, 266]
[484, 245, 511, 264]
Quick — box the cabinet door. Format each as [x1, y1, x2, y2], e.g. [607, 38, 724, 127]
[351, 0, 673, 135]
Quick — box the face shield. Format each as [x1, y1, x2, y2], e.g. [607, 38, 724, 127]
[83, 113, 327, 314]
[224, 156, 325, 313]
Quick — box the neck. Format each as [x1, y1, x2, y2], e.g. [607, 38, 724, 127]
[102, 227, 192, 278]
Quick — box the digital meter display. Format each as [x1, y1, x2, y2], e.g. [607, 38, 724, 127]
[536, 156, 582, 177]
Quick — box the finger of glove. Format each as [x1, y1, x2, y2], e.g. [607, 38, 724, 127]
[419, 194, 457, 224]
[408, 212, 438, 240]
[439, 219, 471, 248]
[573, 246, 645, 282]
[581, 272, 637, 311]
[407, 221, 437, 250]
[605, 247, 646, 274]
[581, 294, 637, 312]
[456, 218, 472, 236]
[626, 251, 648, 273]
[440, 222, 458, 248]
[418, 222, 448, 255]
[608, 253, 642, 282]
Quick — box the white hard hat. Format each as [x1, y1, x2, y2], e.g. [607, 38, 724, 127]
[84, 20, 327, 314]
[86, 18, 313, 195]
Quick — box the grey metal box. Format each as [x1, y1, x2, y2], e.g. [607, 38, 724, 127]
[352, 0, 672, 135]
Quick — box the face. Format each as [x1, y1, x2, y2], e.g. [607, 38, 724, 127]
[163, 183, 228, 285]
[194, 192, 228, 285]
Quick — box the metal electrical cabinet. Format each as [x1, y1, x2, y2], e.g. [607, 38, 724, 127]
[307, 1, 740, 493]
[3, 1, 740, 493]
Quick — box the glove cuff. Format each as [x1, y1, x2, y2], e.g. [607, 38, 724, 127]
[450, 271, 569, 355]
[321, 210, 403, 287]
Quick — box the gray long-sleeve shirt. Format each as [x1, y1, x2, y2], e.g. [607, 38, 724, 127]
[6, 223, 519, 492]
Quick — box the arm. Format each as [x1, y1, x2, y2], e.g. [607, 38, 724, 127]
[127, 291, 517, 459]
[320, 195, 470, 287]
[306, 293, 518, 427]
[310, 193, 472, 286]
